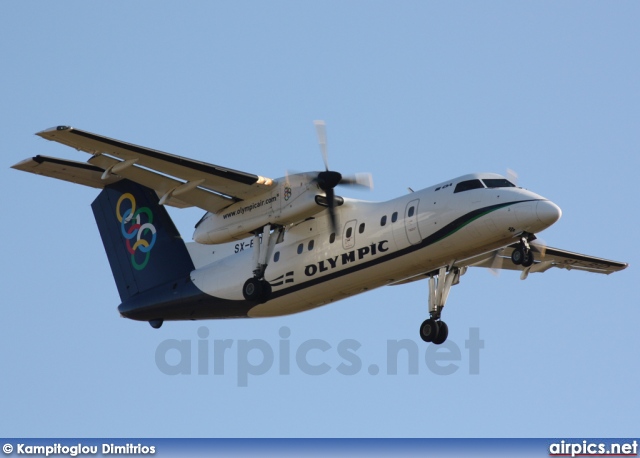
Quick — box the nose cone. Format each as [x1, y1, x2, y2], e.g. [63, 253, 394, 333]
[536, 200, 562, 226]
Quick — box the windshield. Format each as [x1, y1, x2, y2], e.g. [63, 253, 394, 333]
[482, 178, 516, 188]
[454, 179, 484, 193]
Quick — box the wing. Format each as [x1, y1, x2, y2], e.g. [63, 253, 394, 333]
[461, 242, 628, 279]
[12, 126, 276, 213]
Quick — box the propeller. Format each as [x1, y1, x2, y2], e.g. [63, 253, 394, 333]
[312, 120, 373, 233]
[489, 248, 506, 276]
[530, 239, 548, 258]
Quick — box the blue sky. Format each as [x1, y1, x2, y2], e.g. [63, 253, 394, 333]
[1, 1, 638, 438]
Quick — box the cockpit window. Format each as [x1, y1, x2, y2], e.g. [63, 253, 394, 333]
[454, 179, 484, 193]
[482, 178, 516, 188]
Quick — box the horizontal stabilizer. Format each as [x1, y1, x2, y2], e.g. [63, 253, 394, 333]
[11, 155, 122, 188]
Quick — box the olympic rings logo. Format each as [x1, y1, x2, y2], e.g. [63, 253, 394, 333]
[116, 193, 157, 271]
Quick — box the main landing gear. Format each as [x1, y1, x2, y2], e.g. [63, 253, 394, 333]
[242, 224, 284, 303]
[510, 236, 534, 267]
[420, 266, 466, 345]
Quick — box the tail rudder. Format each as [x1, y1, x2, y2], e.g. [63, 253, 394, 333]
[91, 180, 195, 301]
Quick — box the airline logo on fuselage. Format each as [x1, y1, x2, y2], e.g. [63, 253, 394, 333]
[304, 240, 389, 277]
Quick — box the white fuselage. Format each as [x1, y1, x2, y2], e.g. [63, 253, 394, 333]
[187, 173, 561, 317]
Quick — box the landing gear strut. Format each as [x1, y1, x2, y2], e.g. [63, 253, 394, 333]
[420, 266, 465, 344]
[242, 224, 284, 302]
[511, 236, 534, 267]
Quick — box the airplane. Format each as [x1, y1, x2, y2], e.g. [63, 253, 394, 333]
[11, 122, 628, 344]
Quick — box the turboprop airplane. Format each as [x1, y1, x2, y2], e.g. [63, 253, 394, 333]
[12, 122, 628, 344]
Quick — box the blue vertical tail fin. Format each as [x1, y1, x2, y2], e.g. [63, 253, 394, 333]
[91, 180, 195, 302]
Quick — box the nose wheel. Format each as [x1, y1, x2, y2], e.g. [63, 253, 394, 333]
[511, 237, 535, 267]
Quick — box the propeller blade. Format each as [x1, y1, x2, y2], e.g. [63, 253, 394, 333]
[313, 120, 329, 171]
[340, 172, 374, 190]
[310, 120, 372, 234]
[325, 188, 338, 234]
[507, 168, 519, 187]
[489, 248, 505, 276]
[531, 239, 547, 258]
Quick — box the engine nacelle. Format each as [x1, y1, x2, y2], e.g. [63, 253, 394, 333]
[193, 174, 325, 244]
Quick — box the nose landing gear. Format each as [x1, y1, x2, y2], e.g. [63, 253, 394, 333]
[511, 236, 535, 267]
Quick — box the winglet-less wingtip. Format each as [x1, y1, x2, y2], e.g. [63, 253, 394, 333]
[36, 125, 72, 140]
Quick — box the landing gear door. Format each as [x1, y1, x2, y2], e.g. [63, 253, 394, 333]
[343, 220, 357, 250]
[405, 199, 422, 245]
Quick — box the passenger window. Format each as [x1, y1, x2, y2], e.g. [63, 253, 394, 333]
[359, 223, 365, 234]
[454, 179, 484, 193]
[392, 212, 398, 223]
[346, 227, 353, 238]
[329, 233, 336, 244]
[274, 252, 280, 262]
[308, 240, 314, 251]
[297, 244, 303, 254]
[408, 206, 415, 217]
[380, 215, 387, 226]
